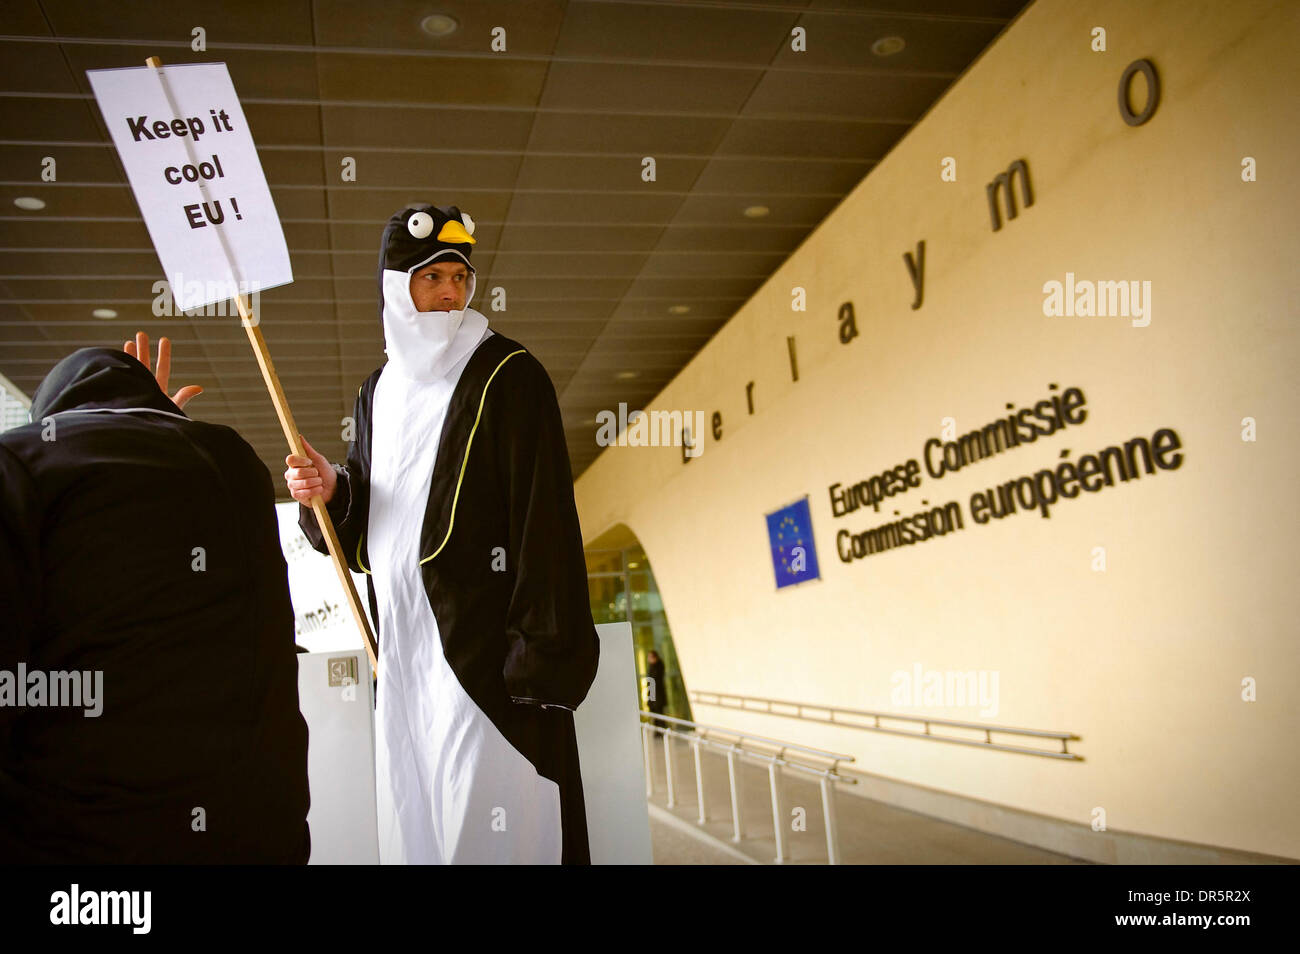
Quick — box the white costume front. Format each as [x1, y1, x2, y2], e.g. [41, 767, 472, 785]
[366, 263, 562, 864]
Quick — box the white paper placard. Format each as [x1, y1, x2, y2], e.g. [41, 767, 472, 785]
[86, 62, 292, 311]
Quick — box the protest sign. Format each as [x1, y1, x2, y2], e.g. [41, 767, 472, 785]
[87, 61, 291, 313]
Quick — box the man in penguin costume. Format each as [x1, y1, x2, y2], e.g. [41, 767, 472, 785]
[287, 203, 600, 864]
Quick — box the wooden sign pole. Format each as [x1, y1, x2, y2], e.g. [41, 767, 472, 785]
[145, 55, 379, 675]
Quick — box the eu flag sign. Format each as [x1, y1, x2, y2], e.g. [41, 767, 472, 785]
[765, 497, 820, 589]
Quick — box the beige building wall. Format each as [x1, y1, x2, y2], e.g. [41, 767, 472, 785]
[573, 0, 1300, 858]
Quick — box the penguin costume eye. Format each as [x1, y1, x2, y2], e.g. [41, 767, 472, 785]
[461, 211, 475, 236]
[407, 212, 434, 239]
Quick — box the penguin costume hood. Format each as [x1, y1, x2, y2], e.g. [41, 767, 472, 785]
[378, 203, 486, 381]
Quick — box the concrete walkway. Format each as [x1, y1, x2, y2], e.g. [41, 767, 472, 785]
[644, 730, 1088, 865]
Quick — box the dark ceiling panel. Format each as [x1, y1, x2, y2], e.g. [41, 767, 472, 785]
[0, 0, 54, 36]
[261, 151, 329, 186]
[715, 116, 906, 160]
[690, 154, 872, 193]
[0, 143, 122, 182]
[538, 61, 761, 113]
[266, 187, 329, 220]
[0, 40, 79, 92]
[307, 153, 522, 193]
[512, 153, 707, 192]
[0, 217, 152, 247]
[505, 190, 686, 224]
[653, 221, 813, 253]
[670, 192, 838, 224]
[39, 0, 317, 44]
[498, 223, 664, 253]
[315, 54, 550, 107]
[0, 182, 136, 218]
[743, 68, 954, 118]
[621, 266, 766, 290]
[0, 249, 162, 276]
[318, 104, 537, 152]
[779, 10, 1009, 71]
[554, 2, 800, 64]
[806, 0, 1026, 16]
[0, 95, 100, 140]
[524, 112, 729, 156]
[0, 276, 174, 301]
[311, 0, 567, 53]
[484, 301, 618, 322]
[244, 103, 325, 147]
[478, 258, 635, 285]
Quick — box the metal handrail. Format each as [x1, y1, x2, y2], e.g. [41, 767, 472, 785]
[640, 711, 857, 767]
[691, 690, 1083, 760]
[640, 708, 854, 864]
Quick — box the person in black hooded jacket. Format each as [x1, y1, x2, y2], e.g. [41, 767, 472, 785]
[0, 337, 310, 863]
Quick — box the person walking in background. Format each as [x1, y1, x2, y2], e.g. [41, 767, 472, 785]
[645, 649, 667, 733]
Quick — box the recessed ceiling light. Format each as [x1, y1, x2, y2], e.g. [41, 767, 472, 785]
[668, 304, 691, 315]
[92, 308, 118, 319]
[743, 205, 770, 218]
[616, 370, 638, 380]
[420, 13, 459, 37]
[871, 36, 906, 57]
[13, 197, 45, 211]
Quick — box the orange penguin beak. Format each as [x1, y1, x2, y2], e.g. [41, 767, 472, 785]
[436, 219, 476, 245]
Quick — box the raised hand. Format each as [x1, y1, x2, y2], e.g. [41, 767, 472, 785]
[124, 331, 204, 409]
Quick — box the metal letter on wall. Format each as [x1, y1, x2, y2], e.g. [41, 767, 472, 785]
[1118, 58, 1160, 126]
[986, 159, 1034, 232]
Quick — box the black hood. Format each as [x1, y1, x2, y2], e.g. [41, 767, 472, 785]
[379, 203, 476, 274]
[31, 347, 182, 420]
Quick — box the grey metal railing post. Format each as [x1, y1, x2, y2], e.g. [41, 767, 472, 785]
[726, 748, 743, 842]
[819, 775, 840, 865]
[663, 730, 676, 808]
[642, 723, 654, 796]
[768, 761, 786, 864]
[692, 737, 708, 824]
